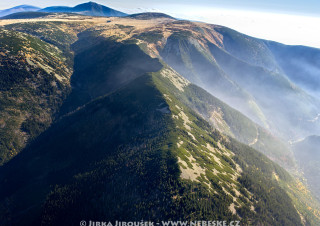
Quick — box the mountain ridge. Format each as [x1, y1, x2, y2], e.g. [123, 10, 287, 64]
[0, 65, 308, 225]
[0, 13, 320, 225]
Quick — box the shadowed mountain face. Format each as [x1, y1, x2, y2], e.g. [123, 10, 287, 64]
[59, 36, 162, 114]
[40, 2, 127, 17]
[0, 13, 320, 225]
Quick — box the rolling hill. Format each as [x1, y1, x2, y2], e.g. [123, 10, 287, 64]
[0, 5, 40, 17]
[127, 12, 175, 20]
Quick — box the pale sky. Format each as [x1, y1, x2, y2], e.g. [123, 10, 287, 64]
[1, 1, 320, 49]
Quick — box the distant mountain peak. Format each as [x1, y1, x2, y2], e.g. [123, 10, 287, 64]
[40, 1, 127, 17]
[76, 1, 101, 7]
[86, 1, 99, 5]
[74, 1, 104, 10]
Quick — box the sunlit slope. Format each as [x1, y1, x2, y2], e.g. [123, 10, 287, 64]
[155, 66, 294, 169]
[0, 20, 96, 164]
[293, 136, 320, 201]
[154, 66, 320, 225]
[0, 29, 73, 164]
